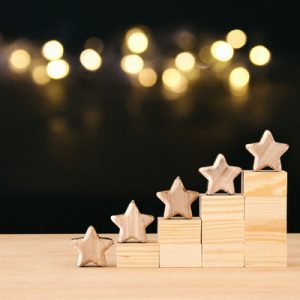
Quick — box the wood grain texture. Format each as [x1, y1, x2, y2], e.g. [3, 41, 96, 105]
[116, 242, 159, 267]
[160, 244, 202, 267]
[202, 220, 244, 244]
[245, 243, 287, 267]
[200, 194, 244, 221]
[245, 196, 287, 220]
[202, 243, 244, 267]
[158, 217, 201, 244]
[245, 220, 287, 243]
[242, 171, 287, 196]
[1, 234, 300, 299]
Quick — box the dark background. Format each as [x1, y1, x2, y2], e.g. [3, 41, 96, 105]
[0, 1, 298, 233]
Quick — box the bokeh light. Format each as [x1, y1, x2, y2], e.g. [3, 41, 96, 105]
[42, 40, 64, 61]
[138, 68, 157, 87]
[229, 67, 250, 87]
[80, 49, 102, 71]
[46, 59, 70, 79]
[32, 65, 50, 85]
[226, 29, 247, 49]
[126, 28, 148, 53]
[9, 49, 31, 71]
[175, 52, 195, 72]
[162, 68, 188, 93]
[198, 45, 214, 64]
[210, 41, 234, 62]
[121, 54, 144, 74]
[249, 45, 271, 66]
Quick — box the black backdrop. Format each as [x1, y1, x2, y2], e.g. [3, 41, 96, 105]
[0, 1, 299, 233]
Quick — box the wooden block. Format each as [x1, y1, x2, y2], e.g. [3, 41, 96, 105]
[116, 242, 159, 267]
[200, 194, 244, 221]
[202, 244, 244, 267]
[245, 220, 287, 243]
[160, 244, 202, 267]
[245, 243, 287, 267]
[202, 220, 244, 244]
[245, 196, 287, 220]
[158, 217, 201, 244]
[242, 171, 287, 196]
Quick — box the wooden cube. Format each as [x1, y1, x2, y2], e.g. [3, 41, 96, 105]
[202, 220, 244, 244]
[200, 194, 244, 221]
[202, 244, 244, 267]
[245, 219, 287, 243]
[245, 196, 286, 220]
[242, 171, 287, 196]
[116, 242, 159, 267]
[160, 244, 202, 267]
[245, 243, 287, 267]
[157, 217, 201, 244]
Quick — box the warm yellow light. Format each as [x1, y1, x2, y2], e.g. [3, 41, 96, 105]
[46, 59, 70, 79]
[42, 40, 64, 60]
[211, 41, 234, 62]
[80, 49, 102, 71]
[229, 67, 250, 88]
[9, 49, 31, 71]
[175, 52, 195, 72]
[121, 54, 144, 74]
[126, 28, 148, 53]
[138, 68, 157, 87]
[162, 68, 187, 93]
[249, 45, 271, 66]
[198, 46, 214, 64]
[226, 29, 247, 49]
[32, 65, 50, 85]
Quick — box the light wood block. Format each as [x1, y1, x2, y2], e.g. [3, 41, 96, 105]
[202, 244, 244, 267]
[116, 242, 159, 267]
[245, 243, 287, 267]
[160, 244, 202, 267]
[245, 196, 287, 220]
[200, 194, 244, 221]
[158, 217, 201, 244]
[242, 171, 287, 196]
[202, 220, 244, 244]
[245, 220, 287, 243]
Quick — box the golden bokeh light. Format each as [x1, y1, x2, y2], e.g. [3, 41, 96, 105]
[42, 40, 64, 60]
[126, 28, 148, 53]
[210, 41, 234, 62]
[226, 29, 247, 49]
[138, 68, 157, 87]
[175, 52, 195, 72]
[229, 67, 250, 87]
[162, 68, 187, 93]
[9, 49, 31, 71]
[198, 45, 214, 64]
[80, 49, 102, 71]
[32, 65, 50, 85]
[121, 54, 144, 74]
[46, 59, 70, 79]
[249, 45, 271, 66]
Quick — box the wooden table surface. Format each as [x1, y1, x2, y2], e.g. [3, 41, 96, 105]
[0, 234, 300, 299]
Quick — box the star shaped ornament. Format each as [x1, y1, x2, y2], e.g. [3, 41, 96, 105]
[71, 226, 113, 267]
[156, 177, 199, 219]
[246, 130, 289, 171]
[111, 200, 154, 243]
[199, 154, 241, 195]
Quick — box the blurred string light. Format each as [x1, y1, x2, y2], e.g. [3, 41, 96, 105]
[80, 49, 102, 71]
[125, 28, 149, 54]
[175, 52, 195, 72]
[198, 45, 214, 64]
[226, 29, 247, 49]
[31, 65, 50, 85]
[9, 49, 31, 72]
[42, 40, 64, 60]
[162, 68, 187, 93]
[46, 59, 70, 79]
[249, 45, 271, 66]
[210, 41, 234, 62]
[229, 67, 250, 96]
[138, 68, 157, 87]
[121, 54, 144, 74]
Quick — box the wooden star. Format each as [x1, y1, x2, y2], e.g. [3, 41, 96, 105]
[71, 226, 113, 267]
[156, 177, 199, 219]
[199, 154, 241, 195]
[246, 130, 289, 171]
[111, 200, 154, 243]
